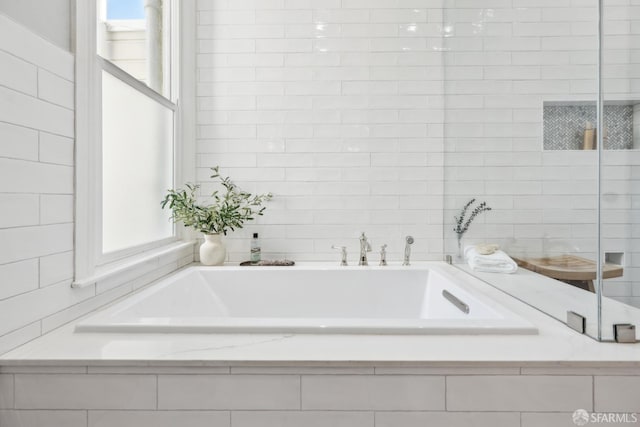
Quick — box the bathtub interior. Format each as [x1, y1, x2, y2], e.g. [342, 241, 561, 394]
[74, 265, 538, 335]
[104, 268, 497, 320]
[152, 268, 430, 319]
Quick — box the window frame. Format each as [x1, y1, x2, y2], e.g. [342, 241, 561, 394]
[74, 0, 194, 285]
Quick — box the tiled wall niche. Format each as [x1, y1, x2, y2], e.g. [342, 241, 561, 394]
[543, 102, 635, 151]
[0, 364, 638, 427]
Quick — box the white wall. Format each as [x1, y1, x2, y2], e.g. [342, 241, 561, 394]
[0, 0, 72, 51]
[0, 14, 192, 355]
[195, 0, 639, 307]
[195, 0, 445, 264]
[0, 13, 75, 353]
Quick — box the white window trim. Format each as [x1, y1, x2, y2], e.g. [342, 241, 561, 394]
[73, 0, 196, 288]
[105, 19, 146, 32]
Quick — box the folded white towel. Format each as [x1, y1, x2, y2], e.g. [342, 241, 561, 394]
[465, 245, 518, 274]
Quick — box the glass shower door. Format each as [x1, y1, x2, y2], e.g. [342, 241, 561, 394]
[598, 0, 640, 342]
[443, 0, 603, 338]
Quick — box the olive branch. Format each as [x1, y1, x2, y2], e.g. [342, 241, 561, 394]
[161, 166, 273, 235]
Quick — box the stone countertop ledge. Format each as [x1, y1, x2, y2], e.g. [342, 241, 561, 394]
[1, 263, 639, 367]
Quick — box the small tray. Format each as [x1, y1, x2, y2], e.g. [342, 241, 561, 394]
[239, 260, 295, 267]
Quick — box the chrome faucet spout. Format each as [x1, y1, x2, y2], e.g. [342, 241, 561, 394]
[359, 232, 371, 266]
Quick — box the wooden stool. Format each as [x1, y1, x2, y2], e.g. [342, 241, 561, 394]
[510, 254, 623, 292]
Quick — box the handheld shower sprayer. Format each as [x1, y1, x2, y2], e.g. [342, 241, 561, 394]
[403, 236, 414, 266]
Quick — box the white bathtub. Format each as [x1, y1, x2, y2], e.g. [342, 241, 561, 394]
[75, 264, 537, 335]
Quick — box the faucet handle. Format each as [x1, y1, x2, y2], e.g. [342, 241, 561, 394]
[379, 244, 387, 266]
[331, 245, 348, 266]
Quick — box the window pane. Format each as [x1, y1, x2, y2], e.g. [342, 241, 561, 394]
[102, 71, 173, 253]
[97, 0, 169, 96]
[107, 0, 144, 19]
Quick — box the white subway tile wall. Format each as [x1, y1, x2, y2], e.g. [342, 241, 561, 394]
[446, 375, 592, 412]
[0, 374, 12, 409]
[301, 375, 445, 410]
[195, 0, 445, 263]
[0, 410, 87, 427]
[14, 374, 158, 410]
[594, 376, 640, 413]
[0, 365, 638, 427]
[195, 0, 640, 310]
[0, 14, 193, 355]
[375, 412, 520, 427]
[158, 375, 301, 409]
[89, 411, 230, 427]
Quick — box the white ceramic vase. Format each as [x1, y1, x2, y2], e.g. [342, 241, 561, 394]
[200, 233, 226, 266]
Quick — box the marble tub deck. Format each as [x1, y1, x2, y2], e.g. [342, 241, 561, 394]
[0, 263, 638, 366]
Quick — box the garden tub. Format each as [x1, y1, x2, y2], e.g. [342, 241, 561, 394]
[75, 263, 537, 335]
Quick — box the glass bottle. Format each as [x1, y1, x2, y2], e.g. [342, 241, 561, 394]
[250, 233, 261, 264]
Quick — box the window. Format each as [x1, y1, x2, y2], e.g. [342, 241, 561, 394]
[74, 0, 184, 284]
[101, 70, 174, 253]
[97, 0, 172, 97]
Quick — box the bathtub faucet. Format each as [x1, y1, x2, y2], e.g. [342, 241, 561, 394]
[379, 244, 388, 266]
[359, 232, 372, 266]
[331, 245, 348, 266]
[403, 236, 414, 266]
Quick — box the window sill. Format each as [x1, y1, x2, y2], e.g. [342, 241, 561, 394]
[71, 240, 196, 289]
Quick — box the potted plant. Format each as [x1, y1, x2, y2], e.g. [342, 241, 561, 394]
[161, 166, 273, 266]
